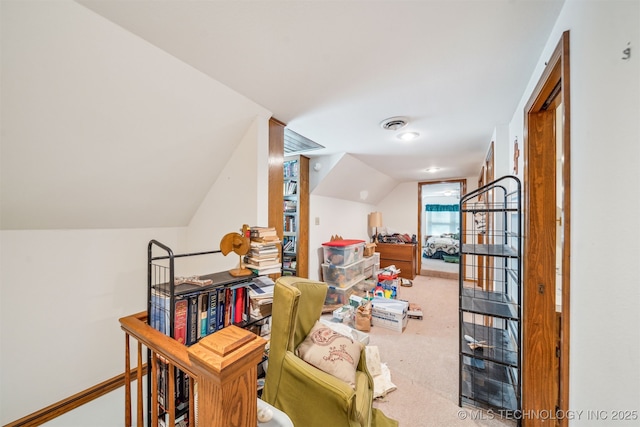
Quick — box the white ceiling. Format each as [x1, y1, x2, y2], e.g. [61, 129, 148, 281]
[77, 0, 565, 182]
[0, 0, 565, 230]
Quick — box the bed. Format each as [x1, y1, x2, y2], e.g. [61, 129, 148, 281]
[423, 234, 460, 260]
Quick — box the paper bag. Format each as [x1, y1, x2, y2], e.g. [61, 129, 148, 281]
[355, 302, 372, 332]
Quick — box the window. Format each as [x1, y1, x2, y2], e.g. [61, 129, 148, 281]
[426, 204, 459, 236]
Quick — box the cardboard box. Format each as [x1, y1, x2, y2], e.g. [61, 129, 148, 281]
[363, 243, 377, 257]
[332, 305, 353, 322]
[370, 297, 408, 332]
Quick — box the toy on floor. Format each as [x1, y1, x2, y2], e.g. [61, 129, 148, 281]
[407, 303, 423, 319]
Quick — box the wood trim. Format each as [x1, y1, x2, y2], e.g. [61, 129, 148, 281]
[523, 30, 571, 427]
[297, 155, 310, 278]
[268, 118, 285, 239]
[268, 118, 285, 280]
[417, 178, 467, 275]
[3, 365, 148, 427]
[558, 31, 571, 423]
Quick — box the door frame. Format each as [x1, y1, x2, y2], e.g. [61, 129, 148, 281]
[417, 178, 467, 274]
[523, 31, 571, 426]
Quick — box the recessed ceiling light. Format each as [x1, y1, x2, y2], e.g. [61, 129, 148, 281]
[425, 167, 440, 173]
[398, 132, 420, 141]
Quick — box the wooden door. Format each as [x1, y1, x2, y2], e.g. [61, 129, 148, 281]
[523, 31, 571, 427]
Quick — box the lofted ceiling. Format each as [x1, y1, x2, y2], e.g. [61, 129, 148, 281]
[1, 0, 565, 230]
[77, 0, 564, 182]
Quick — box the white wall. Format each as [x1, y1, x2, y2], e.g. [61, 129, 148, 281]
[0, 3, 269, 426]
[0, 130, 266, 425]
[376, 182, 419, 238]
[0, 227, 185, 423]
[492, 124, 512, 179]
[185, 116, 269, 275]
[509, 0, 640, 422]
[308, 195, 375, 280]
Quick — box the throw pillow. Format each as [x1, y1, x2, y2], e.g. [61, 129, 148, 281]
[296, 320, 362, 388]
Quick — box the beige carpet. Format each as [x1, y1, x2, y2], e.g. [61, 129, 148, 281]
[368, 275, 515, 427]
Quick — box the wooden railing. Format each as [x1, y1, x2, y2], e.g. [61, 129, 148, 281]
[3, 365, 147, 427]
[120, 311, 267, 427]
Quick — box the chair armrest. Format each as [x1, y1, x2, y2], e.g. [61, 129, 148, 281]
[269, 352, 360, 427]
[357, 345, 375, 389]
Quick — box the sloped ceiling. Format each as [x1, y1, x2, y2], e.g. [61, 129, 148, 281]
[75, 0, 564, 183]
[0, 1, 270, 230]
[311, 154, 398, 205]
[1, 0, 565, 230]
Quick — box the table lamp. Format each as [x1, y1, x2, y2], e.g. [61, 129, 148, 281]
[368, 212, 383, 243]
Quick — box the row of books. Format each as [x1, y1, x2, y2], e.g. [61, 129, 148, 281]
[283, 236, 296, 252]
[157, 359, 190, 427]
[149, 274, 254, 427]
[283, 159, 299, 178]
[284, 200, 296, 212]
[284, 180, 298, 196]
[150, 283, 250, 346]
[283, 216, 296, 233]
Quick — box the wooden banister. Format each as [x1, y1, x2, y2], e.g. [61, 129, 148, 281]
[120, 312, 267, 427]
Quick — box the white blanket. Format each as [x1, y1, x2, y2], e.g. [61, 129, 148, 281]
[365, 346, 397, 398]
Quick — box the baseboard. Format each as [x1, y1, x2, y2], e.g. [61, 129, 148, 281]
[420, 269, 458, 280]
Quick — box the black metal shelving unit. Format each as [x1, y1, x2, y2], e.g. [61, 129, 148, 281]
[146, 240, 264, 427]
[458, 175, 522, 424]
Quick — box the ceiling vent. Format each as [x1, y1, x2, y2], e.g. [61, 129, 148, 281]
[380, 116, 408, 131]
[284, 128, 325, 154]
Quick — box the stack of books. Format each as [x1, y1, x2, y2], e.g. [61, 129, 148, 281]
[244, 226, 282, 275]
[248, 275, 275, 318]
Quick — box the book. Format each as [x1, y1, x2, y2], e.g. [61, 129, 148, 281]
[250, 226, 277, 237]
[234, 287, 245, 324]
[224, 288, 232, 327]
[246, 264, 283, 276]
[248, 276, 274, 318]
[173, 296, 188, 345]
[208, 289, 219, 334]
[198, 293, 208, 339]
[187, 293, 199, 345]
[249, 241, 280, 251]
[216, 287, 225, 331]
[150, 291, 170, 335]
[249, 276, 275, 295]
[243, 257, 280, 267]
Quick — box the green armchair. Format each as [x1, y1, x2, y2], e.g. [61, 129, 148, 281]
[262, 276, 397, 427]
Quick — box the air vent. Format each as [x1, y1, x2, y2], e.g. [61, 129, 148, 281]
[284, 129, 325, 154]
[380, 116, 408, 131]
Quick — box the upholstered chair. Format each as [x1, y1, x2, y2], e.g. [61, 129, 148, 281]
[262, 276, 397, 427]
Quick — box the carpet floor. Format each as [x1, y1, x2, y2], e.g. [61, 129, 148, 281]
[368, 275, 515, 427]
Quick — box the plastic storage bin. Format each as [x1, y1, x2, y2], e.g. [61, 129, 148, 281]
[324, 278, 363, 306]
[322, 239, 365, 266]
[322, 259, 365, 288]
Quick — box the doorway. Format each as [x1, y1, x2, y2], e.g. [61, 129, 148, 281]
[523, 31, 570, 426]
[418, 179, 467, 278]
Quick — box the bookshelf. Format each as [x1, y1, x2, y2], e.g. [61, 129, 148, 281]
[147, 240, 268, 427]
[283, 155, 309, 278]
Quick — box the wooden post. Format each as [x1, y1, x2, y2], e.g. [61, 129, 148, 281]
[188, 325, 267, 427]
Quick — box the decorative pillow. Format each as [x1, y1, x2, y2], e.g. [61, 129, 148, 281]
[295, 320, 362, 388]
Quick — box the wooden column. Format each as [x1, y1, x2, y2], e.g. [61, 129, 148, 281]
[188, 326, 267, 427]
